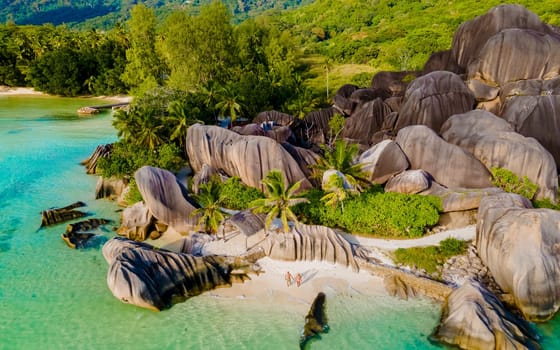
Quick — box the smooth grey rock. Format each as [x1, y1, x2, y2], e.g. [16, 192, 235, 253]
[359, 140, 409, 185]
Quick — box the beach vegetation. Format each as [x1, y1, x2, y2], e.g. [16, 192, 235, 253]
[219, 177, 264, 211]
[490, 167, 539, 200]
[250, 170, 309, 233]
[295, 187, 441, 238]
[123, 178, 144, 206]
[393, 238, 468, 276]
[192, 179, 228, 234]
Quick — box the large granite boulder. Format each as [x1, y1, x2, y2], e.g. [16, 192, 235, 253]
[432, 280, 541, 350]
[385, 170, 432, 195]
[253, 110, 296, 127]
[135, 166, 199, 234]
[451, 4, 556, 71]
[249, 224, 360, 272]
[500, 78, 560, 168]
[477, 193, 560, 321]
[95, 176, 128, 201]
[441, 110, 558, 203]
[358, 140, 409, 185]
[371, 71, 419, 97]
[333, 84, 359, 116]
[393, 71, 474, 134]
[291, 107, 338, 148]
[281, 143, 319, 181]
[117, 201, 155, 241]
[186, 124, 311, 192]
[466, 28, 560, 88]
[420, 183, 502, 213]
[103, 237, 255, 311]
[422, 50, 463, 75]
[342, 98, 392, 146]
[395, 125, 492, 189]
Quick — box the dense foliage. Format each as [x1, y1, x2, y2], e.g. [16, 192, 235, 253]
[294, 187, 441, 237]
[96, 141, 184, 179]
[219, 177, 264, 210]
[490, 167, 539, 200]
[393, 238, 467, 276]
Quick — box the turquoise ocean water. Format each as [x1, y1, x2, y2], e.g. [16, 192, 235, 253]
[1, 96, 559, 349]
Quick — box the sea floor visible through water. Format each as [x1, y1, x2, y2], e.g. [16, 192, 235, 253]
[1, 95, 559, 349]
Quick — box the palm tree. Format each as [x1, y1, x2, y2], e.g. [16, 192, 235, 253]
[137, 122, 163, 150]
[215, 84, 245, 125]
[166, 100, 201, 148]
[191, 180, 227, 234]
[250, 169, 309, 233]
[312, 139, 369, 190]
[320, 171, 358, 212]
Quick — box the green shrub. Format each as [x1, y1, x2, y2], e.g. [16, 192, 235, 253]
[294, 186, 441, 238]
[219, 177, 264, 210]
[491, 167, 538, 200]
[123, 178, 144, 205]
[393, 238, 468, 275]
[97, 141, 185, 178]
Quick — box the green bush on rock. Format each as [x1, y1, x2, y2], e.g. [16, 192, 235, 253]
[490, 167, 538, 200]
[393, 238, 467, 276]
[294, 186, 441, 237]
[219, 177, 264, 210]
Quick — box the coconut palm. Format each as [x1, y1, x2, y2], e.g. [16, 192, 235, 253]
[312, 139, 369, 190]
[166, 100, 201, 148]
[320, 171, 358, 212]
[214, 84, 245, 125]
[191, 180, 227, 234]
[250, 169, 309, 233]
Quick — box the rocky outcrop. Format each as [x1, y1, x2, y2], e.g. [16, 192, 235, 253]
[341, 98, 392, 146]
[333, 84, 359, 116]
[395, 125, 492, 189]
[117, 201, 155, 241]
[384, 170, 432, 194]
[467, 29, 560, 88]
[135, 166, 200, 234]
[249, 224, 360, 272]
[292, 107, 337, 148]
[422, 50, 463, 75]
[371, 71, 419, 97]
[186, 124, 311, 191]
[95, 176, 128, 201]
[281, 143, 319, 181]
[103, 237, 257, 311]
[393, 71, 474, 133]
[359, 140, 409, 185]
[40, 201, 88, 227]
[61, 218, 111, 249]
[500, 78, 560, 168]
[191, 164, 221, 194]
[477, 193, 560, 321]
[451, 4, 556, 71]
[300, 292, 329, 350]
[420, 183, 502, 213]
[253, 110, 296, 127]
[432, 280, 541, 350]
[384, 275, 418, 300]
[441, 110, 558, 203]
[81, 143, 112, 175]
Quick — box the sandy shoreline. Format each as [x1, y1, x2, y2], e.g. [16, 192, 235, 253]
[146, 224, 475, 309]
[0, 86, 131, 103]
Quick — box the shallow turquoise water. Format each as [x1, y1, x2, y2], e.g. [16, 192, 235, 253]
[1, 96, 559, 349]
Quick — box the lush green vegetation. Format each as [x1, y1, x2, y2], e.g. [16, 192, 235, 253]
[250, 170, 309, 233]
[219, 177, 264, 210]
[294, 186, 441, 237]
[192, 180, 228, 234]
[490, 167, 539, 200]
[393, 238, 467, 276]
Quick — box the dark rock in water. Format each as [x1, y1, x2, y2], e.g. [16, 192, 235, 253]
[300, 292, 329, 350]
[40, 201, 88, 227]
[62, 218, 111, 249]
[81, 143, 113, 175]
[102, 237, 258, 311]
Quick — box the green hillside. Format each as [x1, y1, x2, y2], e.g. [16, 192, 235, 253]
[0, 0, 311, 28]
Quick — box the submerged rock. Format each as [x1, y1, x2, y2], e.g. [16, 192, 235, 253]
[300, 292, 329, 350]
[40, 201, 88, 227]
[103, 237, 257, 311]
[61, 218, 111, 249]
[432, 280, 541, 350]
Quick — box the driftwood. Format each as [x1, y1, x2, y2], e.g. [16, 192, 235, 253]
[40, 201, 88, 227]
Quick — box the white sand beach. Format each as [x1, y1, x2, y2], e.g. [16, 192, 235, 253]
[0, 86, 131, 103]
[148, 224, 476, 309]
